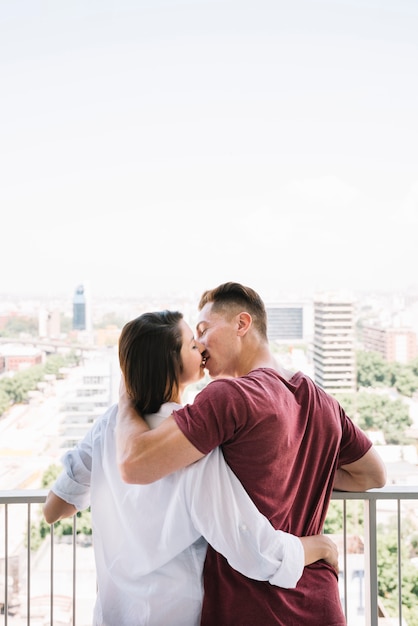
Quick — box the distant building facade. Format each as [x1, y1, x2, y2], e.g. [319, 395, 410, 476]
[0, 345, 43, 372]
[38, 308, 61, 339]
[72, 283, 92, 332]
[59, 357, 115, 448]
[361, 324, 417, 364]
[266, 302, 313, 343]
[313, 294, 356, 395]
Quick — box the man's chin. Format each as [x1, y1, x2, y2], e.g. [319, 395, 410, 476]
[205, 366, 219, 379]
[207, 367, 234, 380]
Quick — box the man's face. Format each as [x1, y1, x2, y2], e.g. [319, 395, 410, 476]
[196, 302, 240, 379]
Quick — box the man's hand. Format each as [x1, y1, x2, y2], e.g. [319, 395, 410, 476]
[116, 375, 204, 485]
[116, 375, 150, 481]
[299, 534, 339, 571]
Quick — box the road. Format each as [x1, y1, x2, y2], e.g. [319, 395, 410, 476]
[0, 375, 76, 491]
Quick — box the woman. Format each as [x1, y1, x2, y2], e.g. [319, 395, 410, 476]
[44, 311, 337, 626]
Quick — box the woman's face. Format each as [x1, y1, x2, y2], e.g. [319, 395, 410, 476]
[178, 319, 206, 387]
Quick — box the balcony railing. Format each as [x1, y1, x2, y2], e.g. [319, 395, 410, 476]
[1, 486, 417, 626]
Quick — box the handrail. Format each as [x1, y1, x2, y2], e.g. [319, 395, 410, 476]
[0, 489, 48, 504]
[332, 485, 418, 499]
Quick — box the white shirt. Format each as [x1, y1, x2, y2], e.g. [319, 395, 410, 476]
[52, 403, 304, 626]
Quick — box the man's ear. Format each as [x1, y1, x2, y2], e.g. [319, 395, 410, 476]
[236, 312, 252, 336]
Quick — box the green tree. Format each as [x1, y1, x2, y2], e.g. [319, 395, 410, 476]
[0, 365, 44, 404]
[334, 391, 412, 445]
[41, 464, 62, 487]
[44, 354, 66, 375]
[0, 352, 80, 416]
[377, 530, 418, 626]
[356, 393, 411, 444]
[409, 357, 418, 378]
[0, 315, 38, 337]
[393, 368, 418, 397]
[356, 350, 418, 397]
[357, 351, 390, 388]
[1, 376, 29, 404]
[0, 388, 10, 415]
[333, 393, 356, 419]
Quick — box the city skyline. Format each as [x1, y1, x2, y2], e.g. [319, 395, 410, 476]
[1, 0, 417, 301]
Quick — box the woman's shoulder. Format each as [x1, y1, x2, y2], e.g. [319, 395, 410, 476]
[145, 401, 183, 429]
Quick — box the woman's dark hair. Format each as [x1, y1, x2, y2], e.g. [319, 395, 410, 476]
[118, 310, 183, 415]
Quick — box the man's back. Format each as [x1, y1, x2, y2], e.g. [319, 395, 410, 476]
[174, 368, 371, 625]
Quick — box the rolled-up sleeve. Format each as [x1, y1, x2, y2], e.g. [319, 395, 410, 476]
[51, 425, 95, 512]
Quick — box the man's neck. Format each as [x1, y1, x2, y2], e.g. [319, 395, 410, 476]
[241, 347, 295, 382]
[237, 343, 277, 377]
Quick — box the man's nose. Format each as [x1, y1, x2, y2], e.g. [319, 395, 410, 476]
[196, 339, 205, 352]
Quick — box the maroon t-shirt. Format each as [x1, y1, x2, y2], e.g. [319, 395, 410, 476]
[173, 369, 372, 626]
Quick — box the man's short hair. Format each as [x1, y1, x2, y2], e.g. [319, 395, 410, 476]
[198, 282, 268, 340]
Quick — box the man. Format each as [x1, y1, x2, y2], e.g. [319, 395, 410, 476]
[117, 282, 386, 625]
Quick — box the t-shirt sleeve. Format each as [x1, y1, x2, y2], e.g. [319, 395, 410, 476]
[337, 406, 373, 467]
[173, 379, 246, 454]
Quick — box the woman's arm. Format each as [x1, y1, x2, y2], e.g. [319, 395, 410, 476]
[43, 491, 78, 524]
[183, 448, 338, 588]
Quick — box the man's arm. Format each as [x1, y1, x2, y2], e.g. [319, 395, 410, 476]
[334, 446, 386, 492]
[116, 381, 204, 484]
[43, 491, 78, 524]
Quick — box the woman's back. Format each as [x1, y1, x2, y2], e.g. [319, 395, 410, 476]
[62, 402, 207, 626]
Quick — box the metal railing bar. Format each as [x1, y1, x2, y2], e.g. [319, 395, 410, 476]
[4, 503, 8, 625]
[364, 497, 378, 626]
[342, 499, 348, 619]
[50, 523, 54, 626]
[27, 502, 30, 626]
[72, 514, 77, 626]
[397, 499, 402, 626]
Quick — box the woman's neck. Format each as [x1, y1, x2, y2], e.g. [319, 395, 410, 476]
[168, 385, 184, 405]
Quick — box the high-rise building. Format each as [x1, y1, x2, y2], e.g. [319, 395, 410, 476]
[73, 284, 86, 330]
[72, 283, 92, 332]
[38, 307, 61, 338]
[313, 295, 356, 395]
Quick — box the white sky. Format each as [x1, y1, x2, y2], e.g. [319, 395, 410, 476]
[1, 0, 417, 302]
